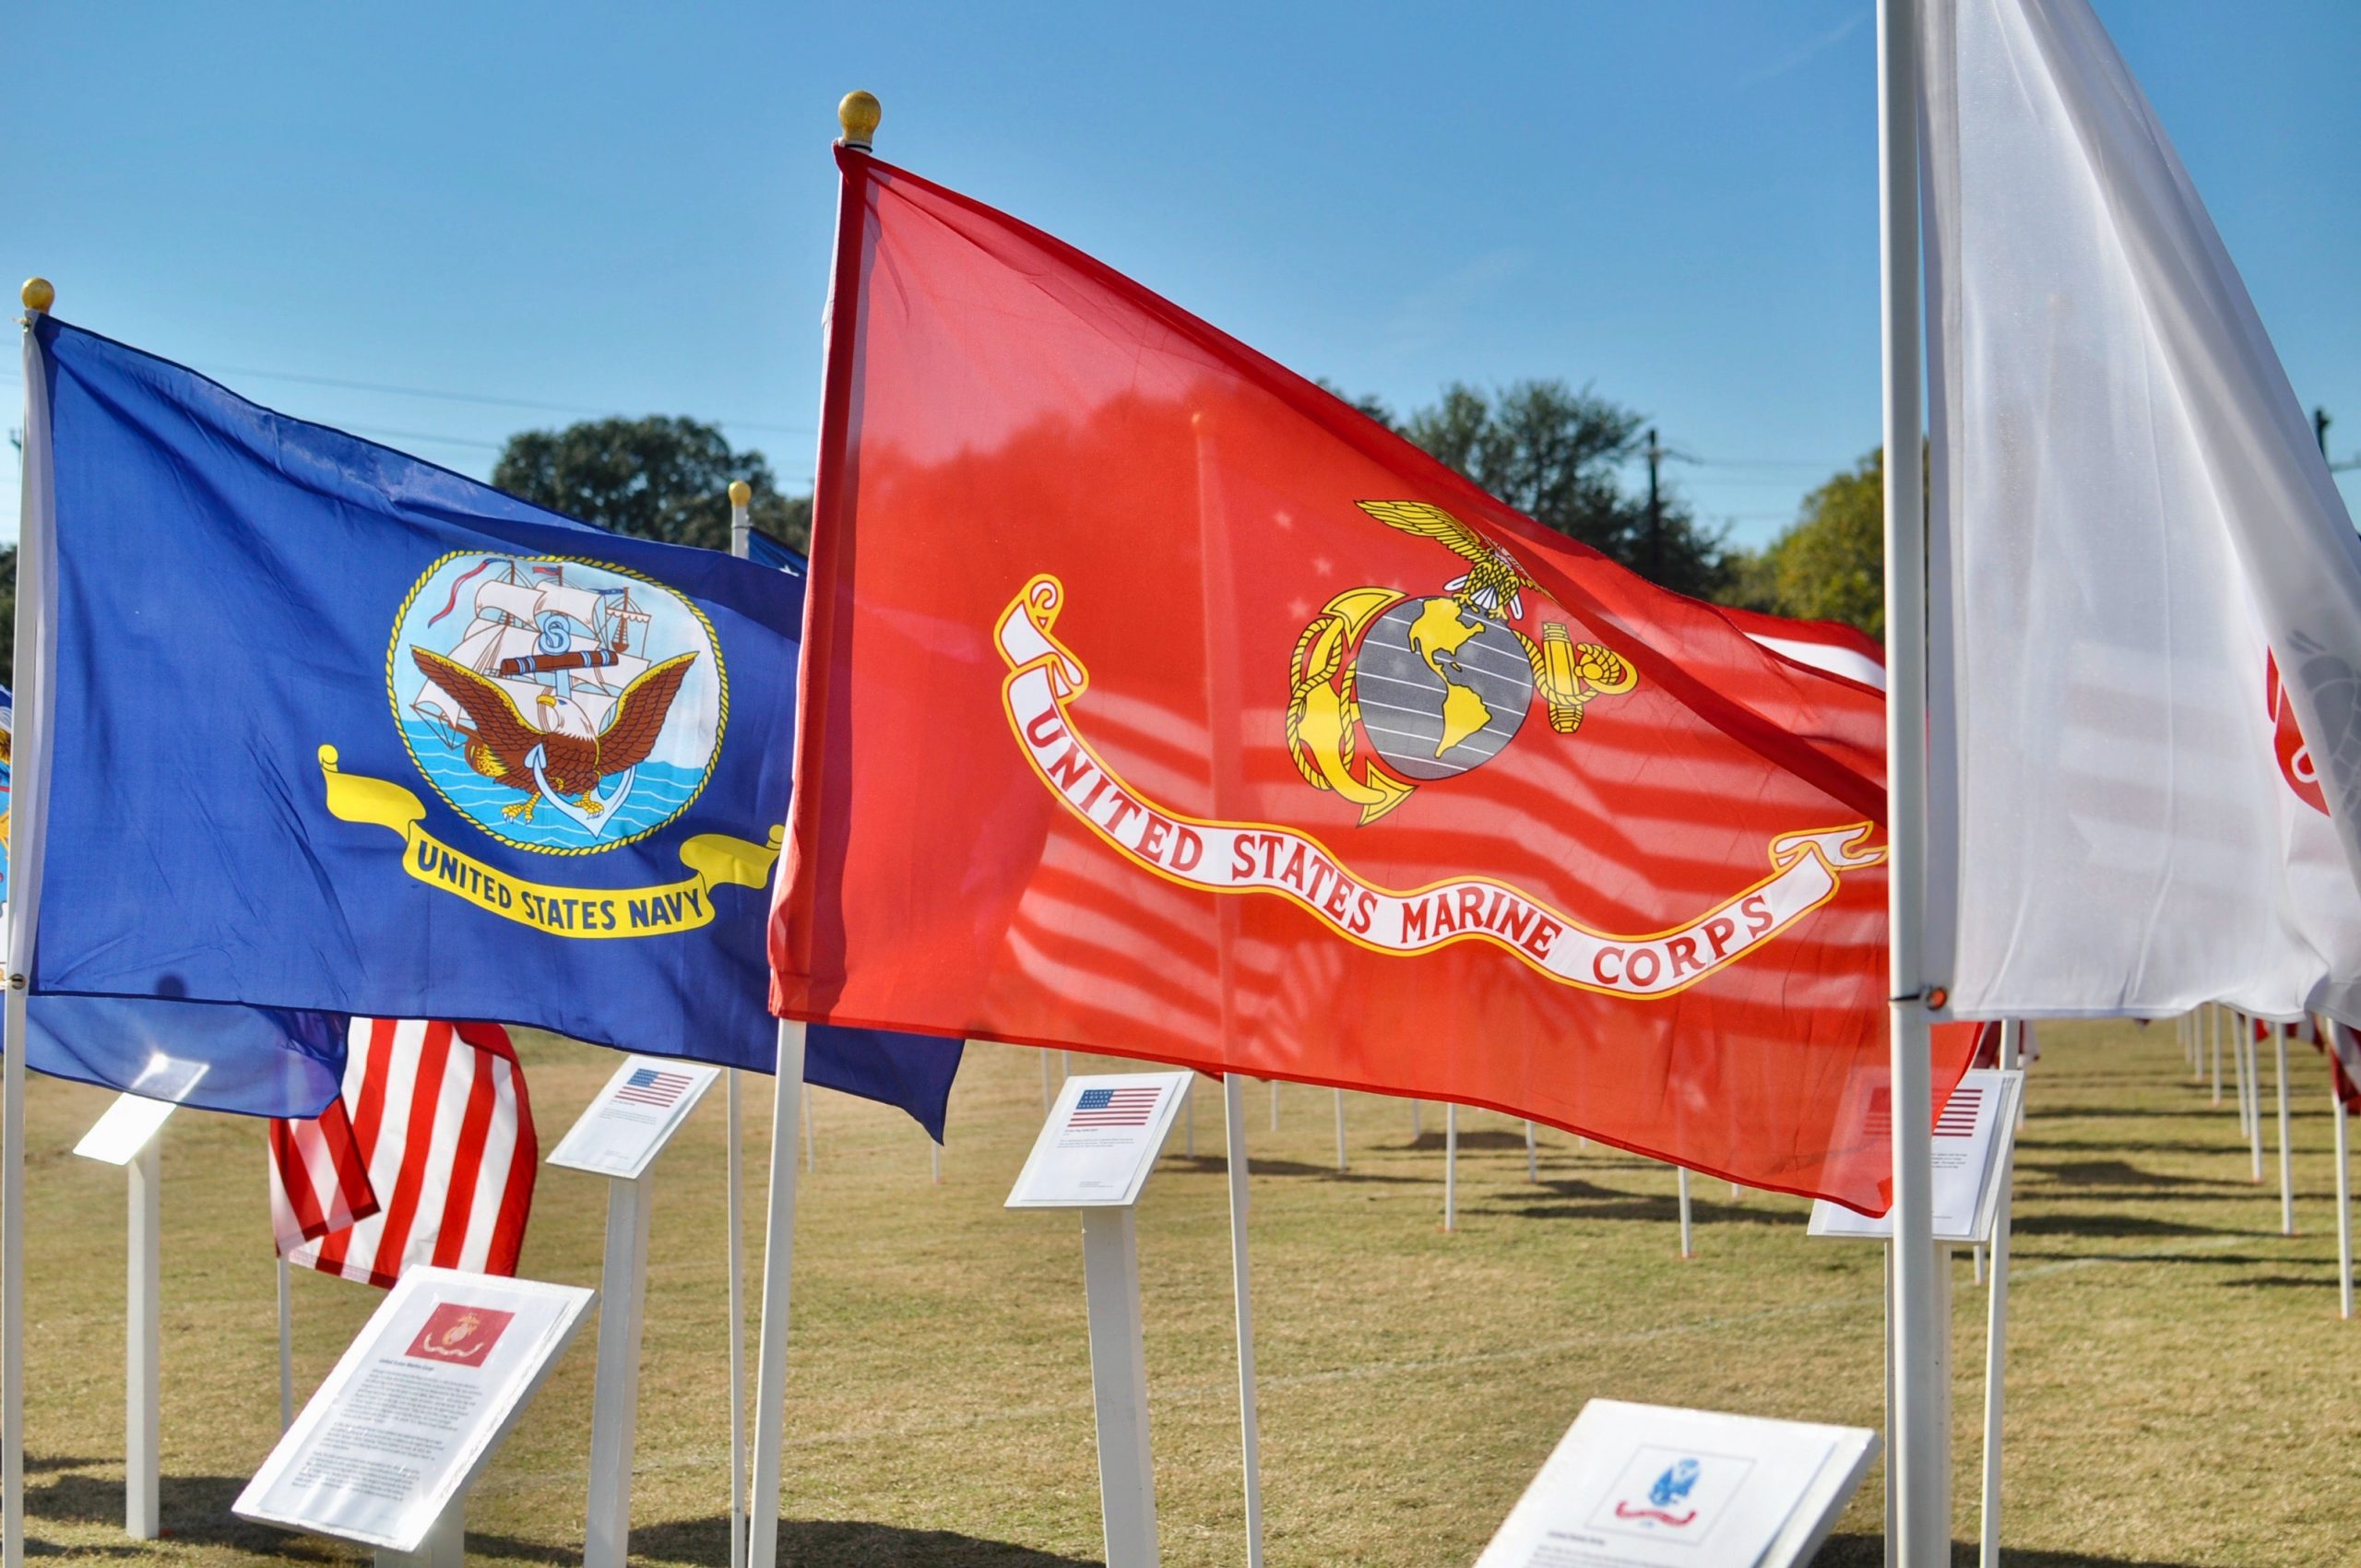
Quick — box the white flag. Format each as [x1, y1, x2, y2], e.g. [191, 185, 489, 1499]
[1923, 0, 2361, 1024]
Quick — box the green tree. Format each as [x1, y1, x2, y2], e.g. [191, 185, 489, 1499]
[1394, 380, 1729, 598]
[1742, 448, 1887, 637]
[492, 416, 812, 554]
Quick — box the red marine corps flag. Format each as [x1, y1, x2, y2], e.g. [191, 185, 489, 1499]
[772, 146, 1973, 1211]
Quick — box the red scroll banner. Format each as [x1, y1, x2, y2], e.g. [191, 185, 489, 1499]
[999, 575, 1885, 997]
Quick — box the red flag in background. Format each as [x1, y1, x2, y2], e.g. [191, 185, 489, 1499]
[772, 148, 1972, 1211]
[268, 1019, 538, 1289]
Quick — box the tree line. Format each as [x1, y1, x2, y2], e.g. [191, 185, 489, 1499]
[487, 386, 1885, 637]
[0, 386, 1881, 691]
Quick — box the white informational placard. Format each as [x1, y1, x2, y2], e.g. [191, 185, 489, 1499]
[235, 1266, 594, 1552]
[1476, 1399, 1878, 1568]
[1808, 1069, 2023, 1244]
[548, 1055, 721, 1180]
[71, 1093, 178, 1167]
[1006, 1071, 1193, 1209]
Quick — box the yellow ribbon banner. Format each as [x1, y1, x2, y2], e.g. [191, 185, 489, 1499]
[317, 745, 779, 940]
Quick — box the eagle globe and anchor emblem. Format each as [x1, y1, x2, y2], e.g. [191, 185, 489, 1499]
[1287, 501, 1638, 822]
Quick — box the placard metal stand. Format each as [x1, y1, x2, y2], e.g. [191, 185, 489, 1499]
[1811, 1067, 2022, 1568]
[547, 1054, 721, 1568]
[1007, 1071, 1192, 1568]
[72, 1091, 182, 1539]
[236, 1267, 594, 1564]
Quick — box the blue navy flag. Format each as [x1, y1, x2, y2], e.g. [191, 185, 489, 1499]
[744, 529, 805, 576]
[0, 685, 345, 1116]
[24, 319, 957, 1134]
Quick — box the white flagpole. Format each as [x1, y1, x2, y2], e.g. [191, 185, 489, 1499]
[276, 1256, 294, 1432]
[2276, 1022, 2295, 1237]
[2210, 1003, 2223, 1106]
[1442, 1105, 1458, 1232]
[750, 85, 880, 1561]
[1220, 1075, 1265, 1567]
[727, 483, 753, 1568]
[1675, 1168, 1694, 1259]
[1334, 1090, 1347, 1174]
[1042, 1051, 1054, 1110]
[1876, 2, 1947, 1559]
[746, 1020, 807, 1568]
[6, 279, 62, 1568]
[1977, 1054, 2014, 1568]
[2335, 1081, 2353, 1322]
[1524, 1121, 1536, 1183]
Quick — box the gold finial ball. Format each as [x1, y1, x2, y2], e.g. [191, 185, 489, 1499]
[20, 278, 54, 313]
[838, 90, 882, 148]
[728, 480, 753, 506]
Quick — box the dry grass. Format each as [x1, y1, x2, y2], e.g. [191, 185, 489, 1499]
[12, 1018, 2356, 1566]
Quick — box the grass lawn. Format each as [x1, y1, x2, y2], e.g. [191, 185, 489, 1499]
[11, 1017, 2356, 1566]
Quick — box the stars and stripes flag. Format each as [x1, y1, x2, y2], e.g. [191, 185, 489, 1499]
[1069, 1086, 1162, 1128]
[615, 1065, 694, 1109]
[1935, 1087, 1983, 1138]
[268, 1018, 538, 1289]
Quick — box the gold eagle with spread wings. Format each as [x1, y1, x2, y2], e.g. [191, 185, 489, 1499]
[410, 647, 697, 824]
[1356, 500, 1538, 621]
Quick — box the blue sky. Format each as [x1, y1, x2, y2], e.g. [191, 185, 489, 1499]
[6, 2, 2356, 549]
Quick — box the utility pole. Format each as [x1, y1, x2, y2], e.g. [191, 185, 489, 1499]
[1643, 425, 1664, 583]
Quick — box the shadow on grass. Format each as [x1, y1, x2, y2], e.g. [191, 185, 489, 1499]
[2006, 1210, 2244, 1241]
[2021, 1158, 2250, 1190]
[25, 1471, 1098, 1567]
[1816, 1534, 2201, 1566]
[1479, 1193, 1809, 1229]
[469, 1513, 1103, 1566]
[1160, 1154, 1427, 1185]
[23, 1468, 343, 1560]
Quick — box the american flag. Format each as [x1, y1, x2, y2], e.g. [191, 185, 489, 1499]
[615, 1065, 694, 1109]
[1070, 1086, 1162, 1127]
[1862, 1087, 1892, 1139]
[268, 1019, 538, 1289]
[1936, 1086, 1984, 1138]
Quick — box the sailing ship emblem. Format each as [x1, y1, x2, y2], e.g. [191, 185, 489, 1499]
[389, 553, 727, 854]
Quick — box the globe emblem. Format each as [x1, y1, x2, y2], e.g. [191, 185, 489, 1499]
[1352, 596, 1533, 782]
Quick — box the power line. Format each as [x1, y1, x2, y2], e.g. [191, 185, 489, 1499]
[201, 362, 813, 438]
[0, 364, 812, 439]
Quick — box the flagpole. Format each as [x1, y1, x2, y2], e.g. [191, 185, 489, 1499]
[725, 480, 753, 1568]
[1875, 1, 1947, 1561]
[1220, 1076, 1265, 1568]
[6, 278, 62, 1568]
[1335, 1091, 1348, 1174]
[276, 1256, 293, 1431]
[1676, 1167, 1694, 1258]
[2334, 1074, 2353, 1322]
[1443, 1104, 1458, 1232]
[746, 1020, 806, 1568]
[2275, 1022, 2294, 1237]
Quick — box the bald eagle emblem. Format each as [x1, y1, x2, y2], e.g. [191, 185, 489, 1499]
[1285, 501, 1636, 826]
[392, 554, 727, 853]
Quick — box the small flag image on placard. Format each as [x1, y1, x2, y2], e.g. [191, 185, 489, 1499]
[615, 1067, 694, 1110]
[1863, 1087, 1892, 1139]
[1070, 1087, 1161, 1128]
[1936, 1087, 1983, 1138]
